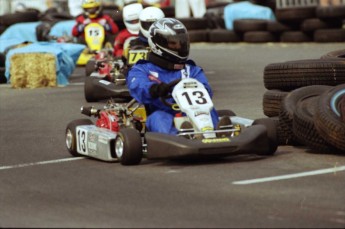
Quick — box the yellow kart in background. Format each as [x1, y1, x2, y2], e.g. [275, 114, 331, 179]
[77, 22, 112, 65]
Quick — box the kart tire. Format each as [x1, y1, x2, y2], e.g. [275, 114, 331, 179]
[217, 109, 236, 117]
[115, 128, 143, 165]
[66, 119, 93, 157]
[85, 59, 96, 76]
[252, 118, 278, 155]
[314, 84, 345, 152]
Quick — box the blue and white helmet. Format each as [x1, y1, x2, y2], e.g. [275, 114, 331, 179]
[148, 18, 190, 64]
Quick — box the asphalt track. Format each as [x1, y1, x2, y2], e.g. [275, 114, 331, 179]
[0, 42, 345, 228]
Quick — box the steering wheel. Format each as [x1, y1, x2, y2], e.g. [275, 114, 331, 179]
[160, 79, 181, 109]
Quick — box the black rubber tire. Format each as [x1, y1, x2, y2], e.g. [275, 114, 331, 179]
[252, 117, 278, 155]
[1, 11, 40, 26]
[84, 77, 98, 102]
[263, 90, 289, 117]
[0, 67, 6, 84]
[208, 29, 241, 42]
[243, 31, 278, 43]
[233, 19, 268, 33]
[316, 5, 345, 21]
[300, 18, 342, 33]
[0, 52, 5, 67]
[275, 7, 316, 23]
[264, 59, 345, 91]
[266, 21, 296, 34]
[314, 84, 345, 152]
[178, 18, 209, 30]
[280, 31, 312, 42]
[85, 59, 96, 76]
[320, 49, 345, 60]
[65, 119, 93, 157]
[292, 95, 339, 153]
[188, 30, 209, 42]
[314, 29, 345, 43]
[217, 109, 236, 117]
[115, 128, 143, 165]
[279, 85, 331, 146]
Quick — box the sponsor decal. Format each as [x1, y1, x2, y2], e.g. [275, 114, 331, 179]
[202, 138, 230, 144]
[100, 80, 111, 85]
[195, 111, 209, 117]
[201, 126, 213, 132]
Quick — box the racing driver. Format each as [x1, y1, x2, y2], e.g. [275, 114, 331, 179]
[72, 0, 119, 41]
[127, 18, 224, 134]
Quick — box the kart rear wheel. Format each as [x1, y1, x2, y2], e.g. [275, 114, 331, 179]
[115, 128, 143, 165]
[252, 118, 278, 155]
[66, 119, 93, 157]
[217, 109, 236, 117]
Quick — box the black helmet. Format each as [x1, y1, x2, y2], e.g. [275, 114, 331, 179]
[148, 18, 190, 69]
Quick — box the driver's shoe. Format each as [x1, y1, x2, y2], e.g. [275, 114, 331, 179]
[216, 116, 232, 137]
[179, 121, 193, 139]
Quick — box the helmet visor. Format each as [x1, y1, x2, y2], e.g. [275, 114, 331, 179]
[125, 19, 139, 24]
[158, 33, 189, 59]
[140, 21, 154, 31]
[85, 7, 99, 15]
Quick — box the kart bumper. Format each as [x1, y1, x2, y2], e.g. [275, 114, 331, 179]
[145, 125, 273, 159]
[84, 77, 132, 102]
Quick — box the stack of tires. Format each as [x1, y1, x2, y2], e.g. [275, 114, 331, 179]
[262, 49, 345, 154]
[204, 3, 345, 43]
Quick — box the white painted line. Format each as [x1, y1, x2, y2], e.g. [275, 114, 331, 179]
[0, 157, 85, 171]
[233, 165, 345, 185]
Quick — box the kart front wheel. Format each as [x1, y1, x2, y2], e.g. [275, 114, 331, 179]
[252, 118, 278, 155]
[115, 128, 143, 165]
[66, 119, 93, 157]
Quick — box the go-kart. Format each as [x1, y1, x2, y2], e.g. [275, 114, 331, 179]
[77, 22, 114, 66]
[84, 36, 150, 103]
[66, 78, 278, 165]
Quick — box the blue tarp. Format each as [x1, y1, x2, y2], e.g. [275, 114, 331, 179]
[0, 22, 41, 42]
[224, 1, 276, 30]
[49, 20, 75, 37]
[5, 42, 85, 85]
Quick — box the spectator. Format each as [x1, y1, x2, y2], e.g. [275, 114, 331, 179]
[68, 0, 83, 17]
[175, 0, 207, 18]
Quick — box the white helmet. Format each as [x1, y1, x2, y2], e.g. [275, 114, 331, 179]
[122, 3, 143, 35]
[139, 6, 165, 39]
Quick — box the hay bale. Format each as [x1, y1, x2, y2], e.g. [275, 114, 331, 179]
[10, 53, 57, 89]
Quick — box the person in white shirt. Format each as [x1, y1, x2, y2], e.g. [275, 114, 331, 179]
[68, 0, 84, 17]
[175, 0, 207, 18]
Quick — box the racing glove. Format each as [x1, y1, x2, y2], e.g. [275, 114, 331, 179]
[149, 83, 170, 98]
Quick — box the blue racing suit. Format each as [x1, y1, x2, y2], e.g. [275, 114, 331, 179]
[127, 59, 219, 135]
